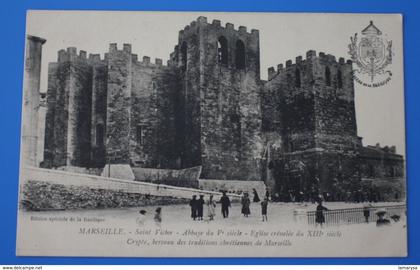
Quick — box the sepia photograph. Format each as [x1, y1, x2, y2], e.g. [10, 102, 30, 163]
[16, 10, 406, 257]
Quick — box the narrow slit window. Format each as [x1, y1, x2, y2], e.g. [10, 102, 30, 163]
[218, 36, 228, 66]
[136, 125, 144, 146]
[325, 66, 331, 86]
[235, 40, 246, 69]
[337, 69, 343, 89]
[295, 68, 301, 88]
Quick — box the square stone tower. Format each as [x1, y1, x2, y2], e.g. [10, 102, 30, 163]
[263, 50, 362, 196]
[170, 16, 263, 181]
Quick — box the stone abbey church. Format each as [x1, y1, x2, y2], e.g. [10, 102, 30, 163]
[42, 17, 404, 199]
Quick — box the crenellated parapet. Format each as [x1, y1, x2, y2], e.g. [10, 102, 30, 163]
[178, 16, 259, 41]
[262, 49, 358, 155]
[365, 143, 400, 155]
[55, 47, 108, 66]
[267, 50, 353, 81]
[107, 43, 172, 70]
[174, 16, 260, 74]
[54, 43, 175, 71]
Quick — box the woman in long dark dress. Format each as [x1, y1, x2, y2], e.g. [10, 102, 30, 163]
[315, 200, 329, 227]
[252, 188, 260, 203]
[189, 195, 198, 220]
[241, 193, 251, 217]
[197, 195, 205, 220]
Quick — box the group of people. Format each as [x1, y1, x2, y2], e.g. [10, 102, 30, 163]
[189, 193, 230, 221]
[189, 189, 270, 222]
[135, 191, 400, 228]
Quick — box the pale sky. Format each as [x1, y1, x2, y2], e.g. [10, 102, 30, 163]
[26, 11, 406, 156]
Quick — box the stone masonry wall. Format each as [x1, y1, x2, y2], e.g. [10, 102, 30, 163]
[312, 52, 359, 151]
[130, 57, 159, 167]
[41, 18, 405, 200]
[270, 150, 361, 201]
[130, 55, 180, 169]
[67, 50, 93, 166]
[42, 62, 59, 168]
[176, 17, 263, 181]
[106, 44, 132, 164]
[265, 52, 316, 153]
[48, 60, 72, 167]
[359, 145, 405, 179]
[132, 166, 201, 188]
[175, 23, 202, 169]
[154, 66, 182, 168]
[21, 181, 189, 210]
[19, 167, 240, 210]
[263, 50, 374, 199]
[90, 58, 108, 167]
[43, 49, 102, 168]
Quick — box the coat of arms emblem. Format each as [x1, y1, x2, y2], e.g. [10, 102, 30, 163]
[348, 21, 393, 85]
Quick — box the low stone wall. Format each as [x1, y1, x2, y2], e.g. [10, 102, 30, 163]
[56, 166, 103, 175]
[132, 166, 201, 188]
[21, 180, 188, 210]
[198, 179, 267, 198]
[19, 167, 240, 211]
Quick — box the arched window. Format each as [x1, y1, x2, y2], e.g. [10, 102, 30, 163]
[295, 68, 301, 88]
[136, 125, 145, 146]
[217, 36, 228, 66]
[96, 124, 104, 147]
[337, 69, 343, 89]
[181, 42, 187, 68]
[235, 40, 246, 69]
[325, 66, 331, 86]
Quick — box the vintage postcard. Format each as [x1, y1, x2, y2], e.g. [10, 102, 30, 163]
[17, 11, 406, 257]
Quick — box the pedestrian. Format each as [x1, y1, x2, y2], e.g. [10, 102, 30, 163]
[207, 194, 216, 220]
[197, 195, 205, 220]
[252, 188, 260, 202]
[315, 200, 329, 227]
[265, 189, 270, 201]
[261, 196, 268, 222]
[136, 209, 147, 226]
[297, 190, 304, 202]
[219, 191, 231, 218]
[154, 207, 162, 226]
[241, 192, 251, 217]
[189, 195, 198, 220]
[363, 204, 371, 223]
[376, 209, 391, 227]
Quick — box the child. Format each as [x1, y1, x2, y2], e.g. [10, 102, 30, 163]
[154, 207, 162, 226]
[207, 195, 216, 221]
[136, 210, 147, 226]
[261, 197, 268, 221]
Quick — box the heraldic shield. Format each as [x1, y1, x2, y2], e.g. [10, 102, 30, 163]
[349, 20, 393, 82]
